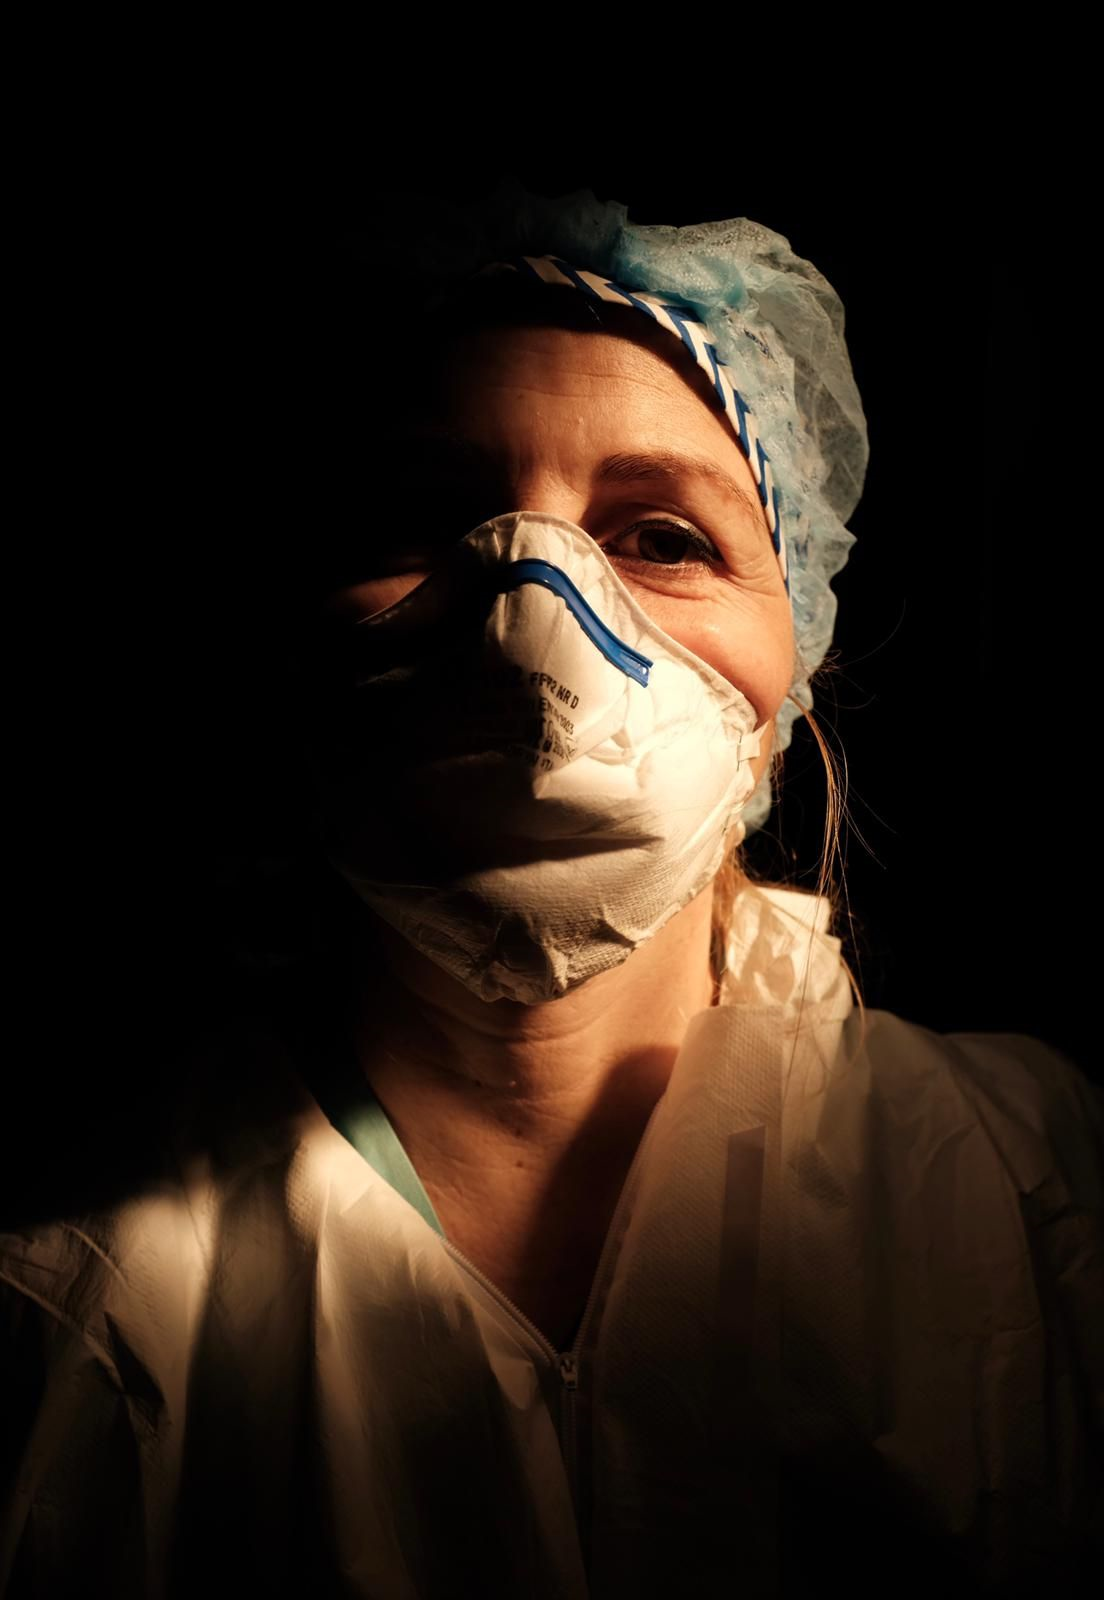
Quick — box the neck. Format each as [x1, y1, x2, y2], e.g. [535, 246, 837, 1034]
[343, 884, 718, 1184]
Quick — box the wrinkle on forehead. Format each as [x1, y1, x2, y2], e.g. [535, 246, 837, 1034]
[439, 304, 727, 415]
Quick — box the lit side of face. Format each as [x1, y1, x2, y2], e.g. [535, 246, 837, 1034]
[330, 313, 795, 791]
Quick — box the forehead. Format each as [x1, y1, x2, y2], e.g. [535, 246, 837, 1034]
[388, 316, 768, 534]
[409, 306, 742, 454]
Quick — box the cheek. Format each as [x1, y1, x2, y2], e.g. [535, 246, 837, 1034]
[324, 573, 427, 622]
[624, 590, 795, 728]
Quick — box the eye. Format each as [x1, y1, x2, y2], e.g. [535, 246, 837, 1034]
[605, 519, 722, 566]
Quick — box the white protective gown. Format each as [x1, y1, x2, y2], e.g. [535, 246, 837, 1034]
[2, 884, 1101, 1598]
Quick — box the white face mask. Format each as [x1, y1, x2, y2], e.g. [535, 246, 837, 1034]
[308, 512, 764, 1004]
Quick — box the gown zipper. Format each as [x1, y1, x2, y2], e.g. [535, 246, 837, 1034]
[441, 1096, 664, 1526]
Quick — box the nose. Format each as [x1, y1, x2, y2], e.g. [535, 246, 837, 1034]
[492, 469, 589, 534]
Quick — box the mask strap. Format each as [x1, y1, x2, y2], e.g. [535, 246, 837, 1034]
[740, 727, 764, 762]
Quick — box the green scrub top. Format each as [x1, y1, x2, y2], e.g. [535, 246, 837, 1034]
[304, 1047, 446, 1239]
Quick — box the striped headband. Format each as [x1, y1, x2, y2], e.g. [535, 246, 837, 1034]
[469, 254, 789, 594]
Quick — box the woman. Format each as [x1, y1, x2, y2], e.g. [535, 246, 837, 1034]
[2, 182, 1101, 1598]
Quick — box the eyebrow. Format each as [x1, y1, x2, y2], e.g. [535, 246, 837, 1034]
[392, 432, 767, 532]
[595, 450, 766, 529]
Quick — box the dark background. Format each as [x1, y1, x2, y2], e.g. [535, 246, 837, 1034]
[10, 105, 1096, 1211]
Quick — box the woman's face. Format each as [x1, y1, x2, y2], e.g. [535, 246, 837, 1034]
[332, 313, 795, 787]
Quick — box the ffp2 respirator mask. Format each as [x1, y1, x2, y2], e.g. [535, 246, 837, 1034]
[308, 511, 765, 1004]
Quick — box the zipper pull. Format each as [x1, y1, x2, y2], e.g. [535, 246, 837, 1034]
[557, 1353, 578, 1389]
